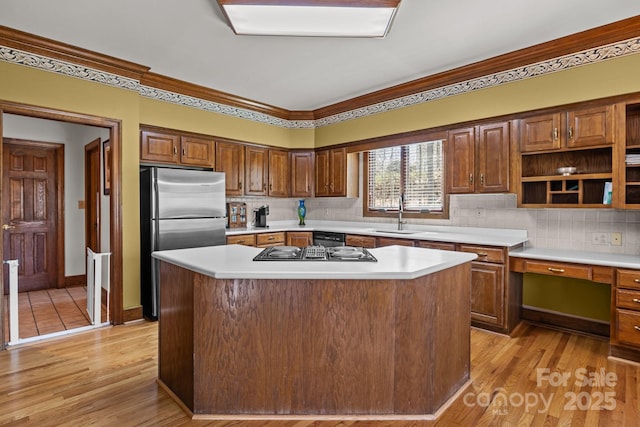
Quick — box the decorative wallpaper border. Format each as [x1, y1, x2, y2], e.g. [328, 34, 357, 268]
[2, 36, 640, 129]
[315, 36, 640, 127]
[0, 46, 139, 91]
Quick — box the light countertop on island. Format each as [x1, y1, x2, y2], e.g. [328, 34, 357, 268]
[152, 244, 477, 280]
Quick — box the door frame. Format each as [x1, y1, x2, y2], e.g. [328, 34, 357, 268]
[0, 100, 124, 341]
[84, 138, 101, 255]
[2, 138, 65, 290]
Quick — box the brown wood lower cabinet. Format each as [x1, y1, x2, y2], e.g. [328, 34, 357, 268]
[286, 231, 313, 247]
[256, 232, 285, 247]
[226, 234, 256, 246]
[611, 269, 640, 361]
[376, 237, 415, 247]
[346, 234, 376, 248]
[158, 260, 471, 417]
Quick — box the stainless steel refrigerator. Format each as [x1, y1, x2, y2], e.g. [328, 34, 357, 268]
[140, 167, 226, 320]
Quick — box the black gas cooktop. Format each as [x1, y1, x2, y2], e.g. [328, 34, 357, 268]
[253, 246, 377, 262]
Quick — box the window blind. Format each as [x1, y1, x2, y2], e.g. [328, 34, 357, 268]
[367, 139, 444, 213]
[368, 146, 401, 210]
[404, 140, 444, 212]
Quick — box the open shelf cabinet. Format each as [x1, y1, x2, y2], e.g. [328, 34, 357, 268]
[623, 103, 640, 207]
[519, 147, 613, 208]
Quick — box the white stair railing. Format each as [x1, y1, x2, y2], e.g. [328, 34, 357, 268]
[86, 248, 111, 325]
[3, 259, 20, 345]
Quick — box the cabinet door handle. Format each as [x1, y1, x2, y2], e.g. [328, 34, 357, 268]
[553, 128, 559, 141]
[634, 326, 640, 332]
[173, 146, 178, 155]
[239, 182, 243, 190]
[633, 298, 640, 303]
[480, 174, 484, 185]
[547, 267, 565, 273]
[634, 279, 640, 283]
[263, 184, 267, 191]
[469, 174, 473, 184]
[568, 127, 574, 140]
[476, 252, 488, 257]
[268, 236, 274, 240]
[269, 184, 272, 191]
[182, 148, 186, 156]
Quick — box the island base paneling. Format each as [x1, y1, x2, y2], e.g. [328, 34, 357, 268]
[158, 261, 472, 418]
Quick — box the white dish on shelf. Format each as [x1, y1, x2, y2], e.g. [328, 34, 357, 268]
[557, 166, 577, 176]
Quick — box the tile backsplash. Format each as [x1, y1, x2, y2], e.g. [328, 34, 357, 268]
[229, 193, 640, 255]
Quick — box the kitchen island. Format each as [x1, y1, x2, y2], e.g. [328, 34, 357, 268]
[153, 244, 477, 420]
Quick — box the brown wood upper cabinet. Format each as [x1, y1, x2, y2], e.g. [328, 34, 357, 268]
[518, 105, 614, 153]
[290, 151, 314, 197]
[315, 147, 347, 197]
[215, 140, 245, 196]
[221, 142, 290, 197]
[244, 145, 268, 196]
[446, 121, 510, 194]
[140, 129, 214, 167]
[268, 149, 290, 197]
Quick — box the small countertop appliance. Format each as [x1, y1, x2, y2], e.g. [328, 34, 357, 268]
[253, 205, 269, 228]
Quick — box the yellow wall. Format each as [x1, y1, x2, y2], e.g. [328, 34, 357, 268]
[1, 49, 639, 314]
[139, 97, 315, 149]
[315, 53, 640, 147]
[523, 274, 611, 322]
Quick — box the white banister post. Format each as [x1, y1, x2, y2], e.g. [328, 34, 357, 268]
[4, 260, 20, 344]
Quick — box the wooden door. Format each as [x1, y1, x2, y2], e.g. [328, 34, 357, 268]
[268, 149, 289, 197]
[477, 122, 510, 193]
[290, 151, 314, 197]
[286, 232, 312, 247]
[85, 138, 101, 253]
[470, 261, 505, 328]
[566, 105, 614, 148]
[215, 141, 245, 196]
[2, 141, 61, 292]
[180, 136, 214, 167]
[140, 130, 178, 164]
[518, 113, 561, 152]
[446, 127, 476, 193]
[245, 145, 268, 195]
[314, 149, 330, 197]
[329, 148, 346, 196]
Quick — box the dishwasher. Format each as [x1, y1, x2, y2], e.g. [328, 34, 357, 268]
[312, 231, 346, 247]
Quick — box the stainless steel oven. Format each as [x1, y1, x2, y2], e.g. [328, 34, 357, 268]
[312, 231, 346, 247]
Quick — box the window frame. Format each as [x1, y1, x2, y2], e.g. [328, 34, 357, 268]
[361, 132, 449, 220]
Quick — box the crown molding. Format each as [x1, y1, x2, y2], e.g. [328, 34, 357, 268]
[0, 25, 149, 79]
[1, 16, 639, 128]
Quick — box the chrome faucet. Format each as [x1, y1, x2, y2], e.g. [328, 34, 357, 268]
[398, 195, 406, 230]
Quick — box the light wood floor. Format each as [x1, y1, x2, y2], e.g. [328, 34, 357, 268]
[3, 287, 93, 340]
[0, 321, 638, 426]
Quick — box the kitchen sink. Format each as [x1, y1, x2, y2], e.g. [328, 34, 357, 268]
[371, 229, 421, 235]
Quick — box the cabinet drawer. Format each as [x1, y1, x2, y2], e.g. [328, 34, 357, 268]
[227, 234, 256, 246]
[524, 260, 591, 280]
[256, 232, 285, 246]
[417, 241, 456, 251]
[458, 245, 505, 264]
[616, 289, 640, 311]
[616, 309, 640, 347]
[346, 234, 377, 248]
[618, 269, 640, 290]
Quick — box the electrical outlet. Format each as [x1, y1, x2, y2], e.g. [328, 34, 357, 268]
[591, 232, 609, 245]
[611, 232, 622, 246]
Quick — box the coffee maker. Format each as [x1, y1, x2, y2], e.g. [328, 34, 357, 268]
[253, 205, 269, 228]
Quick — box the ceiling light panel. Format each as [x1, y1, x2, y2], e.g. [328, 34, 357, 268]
[218, 1, 400, 38]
